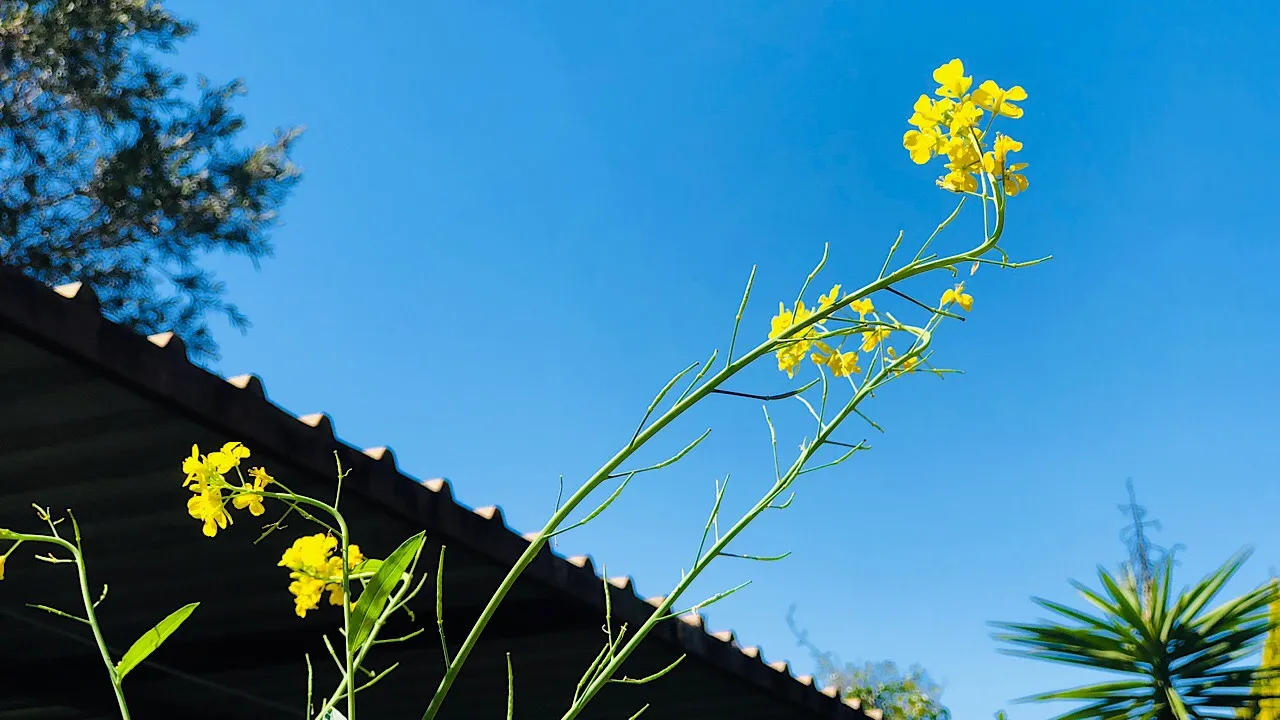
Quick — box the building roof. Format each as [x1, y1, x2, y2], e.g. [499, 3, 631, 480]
[0, 273, 876, 720]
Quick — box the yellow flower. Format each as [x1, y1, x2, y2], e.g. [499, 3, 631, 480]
[861, 326, 892, 352]
[769, 302, 796, 338]
[323, 545, 366, 607]
[938, 169, 977, 193]
[944, 135, 981, 166]
[932, 59, 972, 99]
[232, 489, 265, 516]
[288, 575, 326, 618]
[280, 535, 371, 616]
[947, 100, 983, 136]
[971, 80, 1026, 119]
[907, 95, 949, 131]
[770, 301, 817, 378]
[817, 284, 842, 311]
[207, 442, 250, 471]
[187, 488, 232, 538]
[941, 282, 974, 311]
[182, 442, 250, 491]
[849, 298, 874, 318]
[232, 467, 273, 517]
[904, 127, 945, 164]
[248, 467, 273, 487]
[982, 134, 1029, 196]
[827, 351, 863, 378]
[0, 554, 6, 580]
[938, 135, 982, 193]
[280, 533, 338, 572]
[182, 445, 221, 491]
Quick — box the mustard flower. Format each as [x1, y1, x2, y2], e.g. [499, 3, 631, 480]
[824, 350, 863, 378]
[982, 134, 1029, 196]
[770, 302, 817, 378]
[209, 441, 250, 469]
[941, 282, 974, 311]
[908, 95, 950, 131]
[280, 534, 370, 617]
[972, 80, 1027, 119]
[187, 487, 233, 538]
[280, 533, 338, 572]
[861, 326, 892, 352]
[817, 284, 842, 311]
[904, 127, 946, 164]
[849, 298, 874, 318]
[324, 545, 366, 606]
[289, 575, 326, 618]
[932, 59, 972, 99]
[232, 467, 273, 517]
[0, 554, 6, 580]
[947, 100, 983, 136]
[938, 135, 982, 193]
[182, 442, 251, 492]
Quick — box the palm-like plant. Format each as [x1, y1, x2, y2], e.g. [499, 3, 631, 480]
[993, 549, 1280, 720]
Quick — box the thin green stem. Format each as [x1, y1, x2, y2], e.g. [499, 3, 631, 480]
[421, 200, 1006, 720]
[726, 265, 757, 367]
[561, 342, 927, 720]
[879, 230, 905, 279]
[10, 532, 130, 719]
[912, 196, 967, 264]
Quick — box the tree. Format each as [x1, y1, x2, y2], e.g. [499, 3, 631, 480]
[787, 606, 952, 720]
[0, 0, 301, 358]
[994, 485, 1280, 720]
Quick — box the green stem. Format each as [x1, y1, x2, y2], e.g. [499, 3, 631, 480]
[421, 201, 1006, 720]
[249, 490, 355, 720]
[311, 565, 414, 720]
[10, 532, 130, 719]
[560, 332, 925, 720]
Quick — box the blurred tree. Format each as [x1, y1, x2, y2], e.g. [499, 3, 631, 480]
[0, 0, 301, 359]
[787, 606, 952, 720]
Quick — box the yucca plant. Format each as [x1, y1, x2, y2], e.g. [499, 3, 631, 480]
[994, 549, 1280, 720]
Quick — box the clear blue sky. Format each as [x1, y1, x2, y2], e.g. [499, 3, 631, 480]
[166, 2, 1280, 718]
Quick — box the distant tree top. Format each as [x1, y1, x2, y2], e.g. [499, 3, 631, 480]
[0, 0, 303, 359]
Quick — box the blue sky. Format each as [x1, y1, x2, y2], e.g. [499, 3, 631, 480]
[167, 1, 1280, 718]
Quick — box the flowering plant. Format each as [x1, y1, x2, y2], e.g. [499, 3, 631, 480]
[0, 59, 1044, 720]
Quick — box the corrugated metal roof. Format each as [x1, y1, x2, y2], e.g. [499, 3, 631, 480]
[0, 273, 876, 720]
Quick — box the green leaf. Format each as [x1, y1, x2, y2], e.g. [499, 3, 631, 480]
[116, 602, 199, 680]
[348, 532, 425, 651]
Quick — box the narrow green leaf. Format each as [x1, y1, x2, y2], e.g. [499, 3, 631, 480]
[116, 602, 199, 680]
[348, 532, 425, 650]
[1165, 686, 1189, 720]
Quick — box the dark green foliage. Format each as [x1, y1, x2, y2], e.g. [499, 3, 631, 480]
[0, 0, 301, 358]
[994, 550, 1280, 720]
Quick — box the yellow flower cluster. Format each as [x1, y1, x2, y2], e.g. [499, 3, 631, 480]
[279, 534, 367, 618]
[768, 285, 879, 378]
[178, 443, 379, 618]
[769, 279, 978, 379]
[903, 59, 1029, 196]
[181, 442, 273, 537]
[0, 553, 6, 581]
